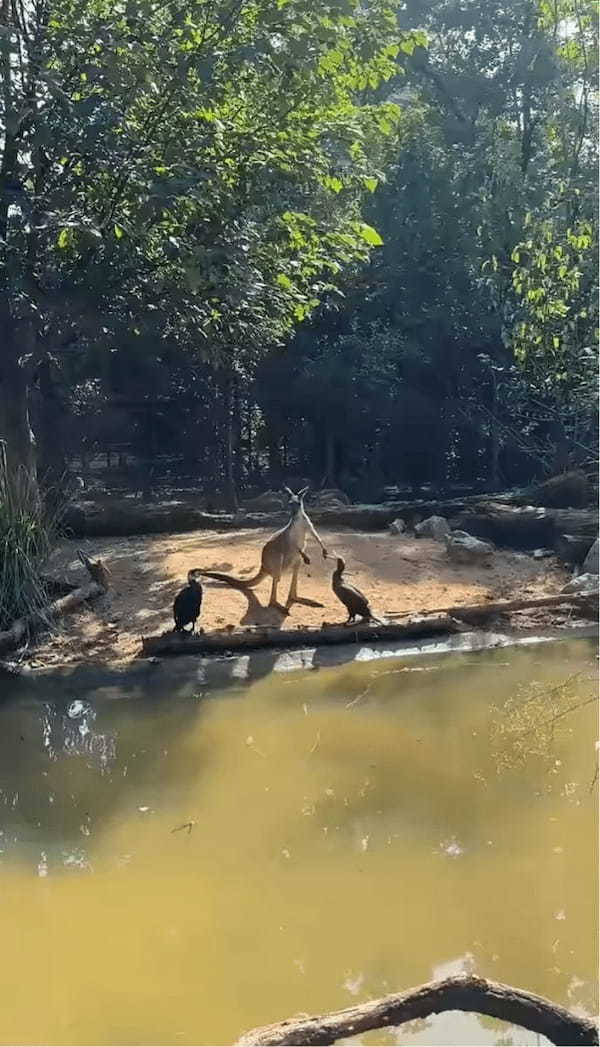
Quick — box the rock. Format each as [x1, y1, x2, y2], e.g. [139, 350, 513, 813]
[583, 538, 599, 575]
[389, 518, 406, 535]
[533, 548, 553, 559]
[532, 470, 590, 509]
[415, 515, 450, 541]
[445, 531, 495, 565]
[561, 573, 598, 594]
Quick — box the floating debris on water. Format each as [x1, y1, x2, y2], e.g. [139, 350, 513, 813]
[68, 700, 87, 719]
[440, 837, 464, 858]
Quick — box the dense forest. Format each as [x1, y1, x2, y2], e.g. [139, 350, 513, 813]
[0, 0, 598, 508]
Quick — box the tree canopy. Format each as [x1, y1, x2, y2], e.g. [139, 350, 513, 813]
[0, 0, 597, 498]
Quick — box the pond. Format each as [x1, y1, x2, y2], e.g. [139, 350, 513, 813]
[0, 637, 597, 1046]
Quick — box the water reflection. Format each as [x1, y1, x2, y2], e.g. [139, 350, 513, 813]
[0, 638, 596, 1046]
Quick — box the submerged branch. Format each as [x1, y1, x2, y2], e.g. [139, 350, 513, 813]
[237, 974, 599, 1046]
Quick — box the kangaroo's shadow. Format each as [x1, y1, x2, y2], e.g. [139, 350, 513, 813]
[202, 585, 286, 629]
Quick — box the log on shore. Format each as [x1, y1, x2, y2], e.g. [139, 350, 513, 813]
[0, 581, 104, 655]
[456, 503, 598, 548]
[236, 974, 599, 1046]
[140, 615, 462, 658]
[61, 492, 527, 539]
[385, 591, 599, 623]
[0, 553, 110, 655]
[554, 533, 596, 566]
[551, 509, 599, 536]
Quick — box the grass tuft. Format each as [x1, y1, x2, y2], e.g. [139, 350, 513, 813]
[0, 446, 57, 631]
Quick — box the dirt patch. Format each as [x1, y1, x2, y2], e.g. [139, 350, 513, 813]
[21, 527, 578, 669]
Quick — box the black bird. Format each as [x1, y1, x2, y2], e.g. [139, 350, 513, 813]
[331, 556, 381, 624]
[173, 570, 203, 633]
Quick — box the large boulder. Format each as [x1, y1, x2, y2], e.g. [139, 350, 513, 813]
[582, 538, 599, 575]
[415, 515, 450, 541]
[561, 573, 598, 594]
[532, 470, 591, 508]
[445, 531, 495, 565]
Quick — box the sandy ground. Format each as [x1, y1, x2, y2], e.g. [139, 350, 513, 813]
[22, 526, 577, 668]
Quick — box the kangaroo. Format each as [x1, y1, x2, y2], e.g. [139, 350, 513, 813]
[198, 487, 328, 613]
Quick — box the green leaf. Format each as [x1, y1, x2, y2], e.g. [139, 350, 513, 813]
[114, 224, 124, 240]
[57, 229, 70, 249]
[363, 177, 378, 193]
[355, 223, 384, 247]
[276, 273, 293, 289]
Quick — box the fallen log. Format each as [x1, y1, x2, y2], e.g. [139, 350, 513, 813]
[0, 553, 110, 655]
[140, 615, 462, 657]
[551, 509, 599, 536]
[61, 491, 530, 539]
[385, 591, 599, 623]
[456, 504, 598, 549]
[236, 974, 599, 1046]
[554, 533, 596, 566]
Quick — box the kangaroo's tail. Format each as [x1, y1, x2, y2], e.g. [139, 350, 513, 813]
[197, 567, 267, 591]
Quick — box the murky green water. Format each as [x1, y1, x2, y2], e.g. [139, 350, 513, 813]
[0, 638, 597, 1046]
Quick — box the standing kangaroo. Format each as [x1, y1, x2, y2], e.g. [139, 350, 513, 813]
[198, 487, 328, 613]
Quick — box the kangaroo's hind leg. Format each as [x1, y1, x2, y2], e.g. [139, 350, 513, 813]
[268, 555, 288, 613]
[286, 556, 324, 610]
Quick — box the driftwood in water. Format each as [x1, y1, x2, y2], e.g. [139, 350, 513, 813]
[141, 615, 462, 657]
[385, 591, 599, 623]
[236, 974, 599, 1046]
[0, 554, 110, 655]
[554, 533, 596, 566]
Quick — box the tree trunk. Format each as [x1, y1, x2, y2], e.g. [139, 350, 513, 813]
[322, 432, 336, 488]
[0, 313, 38, 481]
[224, 374, 239, 512]
[268, 431, 282, 487]
[488, 371, 501, 490]
[37, 356, 68, 501]
[233, 377, 243, 488]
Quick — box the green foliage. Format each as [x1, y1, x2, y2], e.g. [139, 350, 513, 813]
[1, 0, 418, 365]
[510, 211, 598, 404]
[0, 452, 55, 629]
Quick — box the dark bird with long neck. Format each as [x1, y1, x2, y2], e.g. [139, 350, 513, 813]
[331, 556, 381, 624]
[173, 570, 203, 633]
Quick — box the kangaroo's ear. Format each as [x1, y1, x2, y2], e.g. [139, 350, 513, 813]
[299, 486, 309, 497]
[282, 486, 293, 497]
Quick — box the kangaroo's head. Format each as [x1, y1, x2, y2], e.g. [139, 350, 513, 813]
[282, 486, 309, 515]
